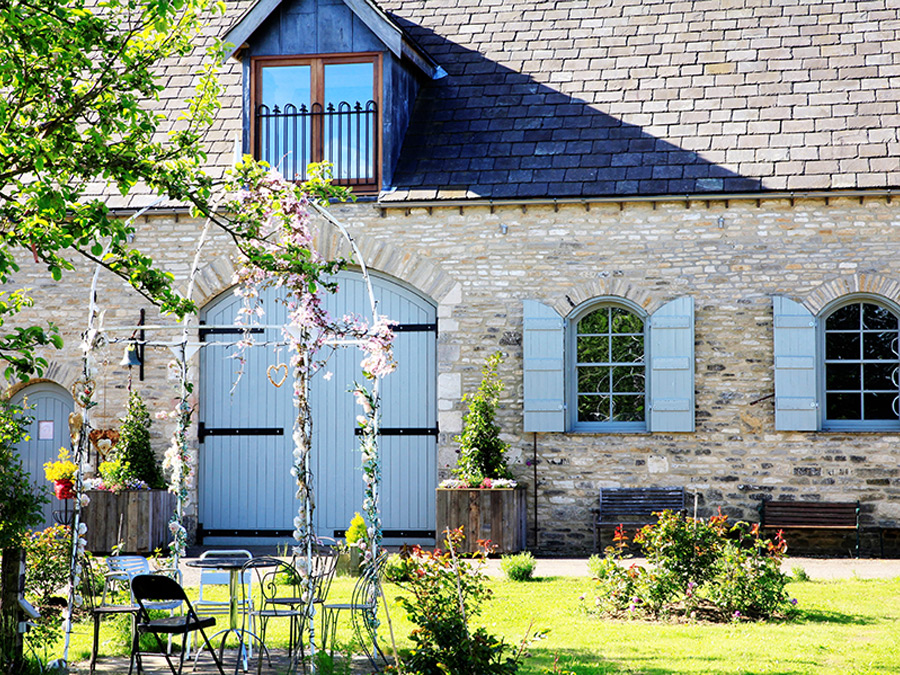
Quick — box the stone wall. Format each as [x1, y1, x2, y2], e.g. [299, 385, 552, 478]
[7, 194, 900, 554]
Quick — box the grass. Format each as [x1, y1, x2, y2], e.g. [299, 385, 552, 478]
[58, 573, 900, 674]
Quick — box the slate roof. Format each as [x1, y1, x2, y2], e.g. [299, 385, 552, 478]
[94, 0, 900, 207]
[379, 0, 900, 200]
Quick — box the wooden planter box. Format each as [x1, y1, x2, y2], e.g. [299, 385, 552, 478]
[83, 489, 176, 554]
[436, 487, 527, 554]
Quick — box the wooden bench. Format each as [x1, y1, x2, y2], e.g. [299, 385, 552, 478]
[593, 487, 686, 552]
[758, 500, 860, 557]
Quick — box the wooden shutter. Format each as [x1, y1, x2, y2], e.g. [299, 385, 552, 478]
[523, 300, 566, 432]
[648, 296, 695, 432]
[773, 295, 818, 431]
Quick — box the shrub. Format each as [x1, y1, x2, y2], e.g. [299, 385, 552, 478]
[0, 401, 45, 550]
[383, 553, 417, 584]
[393, 529, 529, 675]
[116, 391, 163, 488]
[585, 513, 795, 622]
[452, 352, 513, 486]
[792, 566, 811, 582]
[500, 552, 536, 581]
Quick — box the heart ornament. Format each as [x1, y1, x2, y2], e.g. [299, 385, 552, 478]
[267, 363, 288, 388]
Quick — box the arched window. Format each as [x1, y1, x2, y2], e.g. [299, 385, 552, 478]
[823, 301, 900, 428]
[573, 304, 646, 430]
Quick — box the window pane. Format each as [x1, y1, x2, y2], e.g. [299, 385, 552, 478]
[826, 363, 860, 390]
[863, 303, 898, 330]
[826, 304, 859, 330]
[825, 333, 860, 360]
[612, 366, 644, 393]
[261, 65, 311, 108]
[577, 336, 608, 363]
[323, 62, 376, 182]
[864, 393, 898, 420]
[259, 65, 312, 180]
[324, 62, 374, 107]
[863, 331, 898, 360]
[578, 395, 610, 423]
[611, 335, 644, 363]
[864, 363, 899, 390]
[578, 309, 608, 334]
[612, 395, 645, 422]
[610, 307, 643, 334]
[826, 392, 861, 420]
[578, 366, 609, 393]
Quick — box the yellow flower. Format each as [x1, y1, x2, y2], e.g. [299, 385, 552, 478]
[44, 448, 77, 482]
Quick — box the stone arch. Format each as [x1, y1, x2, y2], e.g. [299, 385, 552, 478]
[549, 278, 661, 318]
[3, 361, 82, 401]
[188, 223, 460, 311]
[803, 273, 900, 315]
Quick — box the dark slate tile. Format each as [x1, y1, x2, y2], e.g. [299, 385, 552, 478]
[517, 182, 549, 197]
[611, 153, 642, 167]
[494, 156, 521, 170]
[489, 183, 520, 198]
[652, 165, 684, 179]
[548, 181, 586, 196]
[565, 168, 599, 182]
[625, 166, 654, 180]
[534, 141, 567, 156]
[638, 179, 668, 193]
[508, 169, 534, 183]
[499, 130, 525, 142]
[551, 154, 583, 169]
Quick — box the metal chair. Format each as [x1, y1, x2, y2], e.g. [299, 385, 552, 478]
[320, 552, 388, 667]
[241, 556, 310, 674]
[193, 550, 254, 657]
[105, 555, 183, 654]
[128, 574, 225, 675]
[84, 557, 139, 675]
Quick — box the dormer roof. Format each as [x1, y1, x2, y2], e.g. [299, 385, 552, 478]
[222, 0, 444, 79]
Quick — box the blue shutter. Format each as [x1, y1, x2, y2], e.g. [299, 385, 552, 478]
[523, 300, 566, 432]
[773, 296, 818, 431]
[648, 296, 695, 432]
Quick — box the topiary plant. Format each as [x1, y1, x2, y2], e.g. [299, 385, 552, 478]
[116, 391, 164, 488]
[453, 351, 513, 486]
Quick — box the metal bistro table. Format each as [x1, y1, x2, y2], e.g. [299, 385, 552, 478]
[186, 556, 275, 671]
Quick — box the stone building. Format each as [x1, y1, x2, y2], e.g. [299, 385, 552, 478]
[8, 0, 900, 554]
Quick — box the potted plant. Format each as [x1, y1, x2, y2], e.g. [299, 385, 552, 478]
[81, 392, 174, 553]
[436, 352, 526, 553]
[335, 512, 367, 576]
[43, 448, 77, 499]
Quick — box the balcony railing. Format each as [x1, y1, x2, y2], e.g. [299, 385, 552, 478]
[254, 100, 379, 190]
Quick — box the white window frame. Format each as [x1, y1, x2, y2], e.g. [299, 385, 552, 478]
[819, 295, 900, 432]
[567, 298, 649, 433]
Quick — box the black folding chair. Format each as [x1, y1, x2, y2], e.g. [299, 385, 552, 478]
[128, 574, 226, 675]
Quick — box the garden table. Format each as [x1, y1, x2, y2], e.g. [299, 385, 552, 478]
[186, 556, 276, 670]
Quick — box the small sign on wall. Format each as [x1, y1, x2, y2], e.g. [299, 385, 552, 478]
[38, 420, 54, 440]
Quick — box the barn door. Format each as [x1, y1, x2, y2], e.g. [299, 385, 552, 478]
[199, 270, 437, 546]
[11, 382, 75, 530]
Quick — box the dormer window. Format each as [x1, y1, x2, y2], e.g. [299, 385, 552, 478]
[252, 54, 380, 192]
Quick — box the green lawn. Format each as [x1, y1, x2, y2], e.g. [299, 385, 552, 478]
[64, 574, 900, 674]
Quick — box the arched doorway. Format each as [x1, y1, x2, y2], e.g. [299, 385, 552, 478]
[198, 270, 437, 546]
[10, 381, 75, 529]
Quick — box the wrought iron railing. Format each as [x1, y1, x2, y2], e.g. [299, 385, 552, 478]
[254, 100, 379, 190]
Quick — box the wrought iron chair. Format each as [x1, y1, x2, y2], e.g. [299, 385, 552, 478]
[320, 551, 388, 667]
[241, 556, 311, 674]
[128, 574, 225, 675]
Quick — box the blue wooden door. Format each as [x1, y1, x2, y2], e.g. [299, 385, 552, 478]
[11, 382, 75, 530]
[198, 271, 437, 546]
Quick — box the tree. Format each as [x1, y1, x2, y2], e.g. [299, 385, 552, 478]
[453, 351, 513, 485]
[0, 0, 227, 380]
[116, 391, 164, 488]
